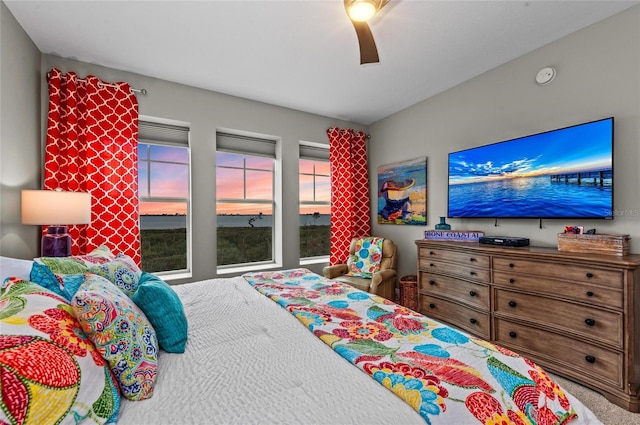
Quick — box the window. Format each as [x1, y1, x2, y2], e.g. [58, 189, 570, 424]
[299, 143, 330, 259]
[216, 133, 276, 269]
[138, 121, 190, 274]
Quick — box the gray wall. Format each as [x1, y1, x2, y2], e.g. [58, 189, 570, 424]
[369, 5, 640, 278]
[37, 55, 368, 282]
[0, 2, 367, 282]
[0, 1, 42, 260]
[3, 2, 639, 283]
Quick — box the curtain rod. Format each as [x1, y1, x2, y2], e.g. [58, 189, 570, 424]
[96, 81, 147, 95]
[46, 72, 147, 95]
[129, 87, 147, 95]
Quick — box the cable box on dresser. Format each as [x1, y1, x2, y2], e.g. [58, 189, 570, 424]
[415, 239, 640, 412]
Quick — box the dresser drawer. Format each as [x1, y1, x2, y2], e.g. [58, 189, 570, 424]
[419, 272, 489, 311]
[493, 289, 623, 347]
[494, 318, 622, 388]
[493, 271, 623, 310]
[419, 247, 490, 268]
[415, 239, 640, 412]
[493, 257, 623, 288]
[420, 294, 490, 340]
[419, 258, 490, 283]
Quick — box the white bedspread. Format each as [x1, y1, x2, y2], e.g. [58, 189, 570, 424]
[117, 277, 426, 424]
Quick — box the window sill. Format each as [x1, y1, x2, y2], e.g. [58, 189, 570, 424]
[217, 262, 282, 276]
[299, 256, 329, 266]
[154, 271, 192, 282]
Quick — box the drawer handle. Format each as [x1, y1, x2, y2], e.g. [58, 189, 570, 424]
[509, 278, 515, 284]
[469, 318, 477, 324]
[430, 251, 435, 256]
[509, 331, 517, 338]
[429, 280, 436, 286]
[430, 263, 435, 267]
[469, 290, 477, 297]
[469, 271, 477, 276]
[429, 303, 436, 309]
[508, 300, 517, 308]
[586, 291, 594, 297]
[469, 258, 477, 262]
[509, 263, 515, 268]
[585, 318, 596, 327]
[585, 355, 596, 364]
[586, 272, 594, 278]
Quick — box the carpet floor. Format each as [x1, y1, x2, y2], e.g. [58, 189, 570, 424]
[549, 373, 640, 424]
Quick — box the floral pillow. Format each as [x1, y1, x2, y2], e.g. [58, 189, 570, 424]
[87, 253, 142, 297]
[29, 261, 84, 302]
[0, 277, 120, 425]
[347, 237, 384, 278]
[30, 246, 140, 300]
[72, 273, 158, 401]
[34, 245, 117, 274]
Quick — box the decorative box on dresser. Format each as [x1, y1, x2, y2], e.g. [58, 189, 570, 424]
[415, 239, 640, 412]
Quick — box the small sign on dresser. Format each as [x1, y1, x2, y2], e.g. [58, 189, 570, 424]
[424, 230, 484, 241]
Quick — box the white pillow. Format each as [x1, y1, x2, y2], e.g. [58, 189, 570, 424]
[0, 256, 33, 281]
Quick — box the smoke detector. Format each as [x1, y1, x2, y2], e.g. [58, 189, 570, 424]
[536, 67, 556, 85]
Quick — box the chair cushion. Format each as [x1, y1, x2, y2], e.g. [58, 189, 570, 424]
[347, 237, 384, 278]
[332, 275, 372, 292]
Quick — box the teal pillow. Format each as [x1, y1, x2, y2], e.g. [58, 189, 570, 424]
[132, 272, 188, 353]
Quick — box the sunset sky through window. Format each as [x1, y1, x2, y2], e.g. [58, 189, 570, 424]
[139, 146, 330, 216]
[138, 144, 189, 215]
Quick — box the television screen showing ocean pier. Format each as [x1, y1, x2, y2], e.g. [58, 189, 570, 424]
[447, 117, 614, 219]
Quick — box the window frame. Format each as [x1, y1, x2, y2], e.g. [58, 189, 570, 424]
[138, 118, 192, 280]
[215, 130, 281, 274]
[299, 141, 330, 264]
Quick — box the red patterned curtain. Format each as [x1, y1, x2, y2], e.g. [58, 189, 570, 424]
[44, 68, 140, 264]
[327, 127, 371, 265]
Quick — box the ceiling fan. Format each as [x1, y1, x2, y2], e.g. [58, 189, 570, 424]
[344, 0, 390, 64]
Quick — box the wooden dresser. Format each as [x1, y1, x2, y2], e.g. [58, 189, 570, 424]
[415, 239, 640, 412]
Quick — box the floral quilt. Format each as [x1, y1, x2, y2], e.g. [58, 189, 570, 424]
[243, 268, 584, 425]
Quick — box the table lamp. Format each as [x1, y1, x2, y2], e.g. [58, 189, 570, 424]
[21, 189, 92, 257]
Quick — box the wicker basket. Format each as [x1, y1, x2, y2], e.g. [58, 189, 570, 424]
[399, 275, 418, 311]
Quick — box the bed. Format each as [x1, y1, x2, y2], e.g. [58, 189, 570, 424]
[0, 253, 603, 425]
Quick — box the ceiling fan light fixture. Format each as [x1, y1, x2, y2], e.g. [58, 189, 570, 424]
[348, 0, 378, 22]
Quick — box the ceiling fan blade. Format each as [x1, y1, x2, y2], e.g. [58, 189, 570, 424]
[344, 0, 390, 64]
[352, 21, 379, 64]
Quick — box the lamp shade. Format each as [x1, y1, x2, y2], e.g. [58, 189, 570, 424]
[22, 190, 92, 225]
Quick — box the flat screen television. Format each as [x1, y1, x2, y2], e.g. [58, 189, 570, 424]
[447, 117, 614, 219]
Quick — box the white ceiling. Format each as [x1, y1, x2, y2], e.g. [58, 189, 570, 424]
[5, 0, 639, 125]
